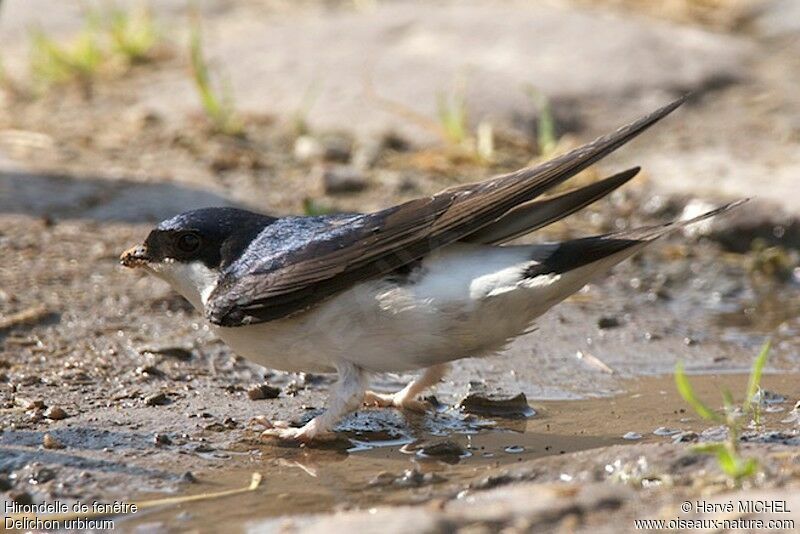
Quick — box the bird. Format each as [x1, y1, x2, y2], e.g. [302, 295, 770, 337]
[121, 96, 743, 443]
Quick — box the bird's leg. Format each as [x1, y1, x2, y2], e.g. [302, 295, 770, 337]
[260, 361, 367, 443]
[364, 363, 449, 412]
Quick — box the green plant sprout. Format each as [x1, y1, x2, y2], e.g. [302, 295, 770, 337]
[108, 5, 158, 65]
[674, 340, 771, 486]
[302, 198, 338, 216]
[189, 18, 243, 136]
[436, 88, 469, 146]
[526, 86, 557, 156]
[29, 18, 104, 92]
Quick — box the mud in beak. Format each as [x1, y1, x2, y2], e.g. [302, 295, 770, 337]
[120, 244, 151, 268]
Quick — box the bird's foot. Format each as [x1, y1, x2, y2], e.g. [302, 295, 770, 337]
[363, 390, 430, 413]
[251, 417, 336, 444]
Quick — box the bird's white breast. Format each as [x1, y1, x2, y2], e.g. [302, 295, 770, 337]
[149, 244, 585, 374]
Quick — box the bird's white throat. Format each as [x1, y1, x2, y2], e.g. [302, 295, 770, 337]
[149, 260, 218, 311]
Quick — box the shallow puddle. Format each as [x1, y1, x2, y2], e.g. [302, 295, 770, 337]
[120, 372, 799, 532]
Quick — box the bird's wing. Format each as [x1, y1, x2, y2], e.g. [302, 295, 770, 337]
[463, 167, 640, 245]
[206, 97, 685, 326]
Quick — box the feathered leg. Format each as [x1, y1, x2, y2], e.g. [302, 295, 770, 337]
[363, 363, 449, 412]
[259, 361, 367, 443]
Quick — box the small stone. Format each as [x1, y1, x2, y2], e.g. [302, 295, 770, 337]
[672, 431, 699, 443]
[700, 426, 728, 441]
[9, 490, 33, 506]
[29, 467, 56, 485]
[44, 406, 68, 420]
[752, 390, 787, 405]
[396, 468, 444, 488]
[418, 440, 466, 459]
[154, 433, 172, 446]
[597, 316, 621, 329]
[43, 433, 64, 449]
[181, 471, 198, 484]
[19, 375, 42, 386]
[319, 165, 368, 195]
[293, 136, 324, 162]
[247, 383, 281, 401]
[653, 427, 680, 437]
[458, 392, 535, 418]
[368, 471, 396, 487]
[144, 392, 170, 406]
[223, 417, 239, 429]
[352, 138, 384, 169]
[15, 397, 45, 410]
[321, 135, 353, 162]
[142, 346, 194, 361]
[136, 365, 165, 378]
[28, 410, 44, 423]
[622, 432, 642, 440]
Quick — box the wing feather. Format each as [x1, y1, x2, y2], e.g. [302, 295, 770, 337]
[207, 98, 686, 326]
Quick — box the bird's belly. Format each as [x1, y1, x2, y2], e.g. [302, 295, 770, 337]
[214, 321, 338, 373]
[210, 247, 558, 374]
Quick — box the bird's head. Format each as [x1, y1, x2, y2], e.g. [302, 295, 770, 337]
[120, 207, 274, 309]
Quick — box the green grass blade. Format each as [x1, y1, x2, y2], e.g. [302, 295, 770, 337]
[675, 361, 721, 422]
[744, 340, 771, 410]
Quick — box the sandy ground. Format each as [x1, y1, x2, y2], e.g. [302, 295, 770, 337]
[1, 0, 799, 531]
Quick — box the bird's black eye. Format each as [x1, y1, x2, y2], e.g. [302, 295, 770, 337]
[176, 232, 201, 253]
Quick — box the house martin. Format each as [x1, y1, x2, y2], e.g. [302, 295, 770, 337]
[121, 96, 743, 442]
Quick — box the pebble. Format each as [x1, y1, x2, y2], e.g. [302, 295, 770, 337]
[136, 365, 165, 378]
[144, 392, 170, 406]
[672, 431, 699, 443]
[154, 433, 172, 446]
[321, 135, 353, 162]
[15, 396, 45, 410]
[181, 471, 198, 484]
[753, 390, 786, 405]
[459, 392, 535, 418]
[622, 432, 642, 440]
[247, 383, 281, 401]
[319, 165, 368, 194]
[42, 433, 64, 449]
[29, 467, 56, 484]
[652, 427, 680, 437]
[368, 471, 396, 487]
[597, 316, 621, 329]
[141, 346, 194, 361]
[293, 136, 324, 162]
[44, 406, 68, 420]
[352, 138, 384, 169]
[368, 468, 445, 488]
[9, 490, 33, 506]
[417, 440, 467, 459]
[396, 468, 445, 488]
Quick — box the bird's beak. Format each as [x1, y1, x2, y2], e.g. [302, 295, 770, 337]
[120, 244, 151, 268]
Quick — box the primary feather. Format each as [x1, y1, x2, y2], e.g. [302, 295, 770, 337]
[207, 97, 686, 326]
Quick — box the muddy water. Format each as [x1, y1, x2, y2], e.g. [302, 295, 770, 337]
[120, 372, 799, 532]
